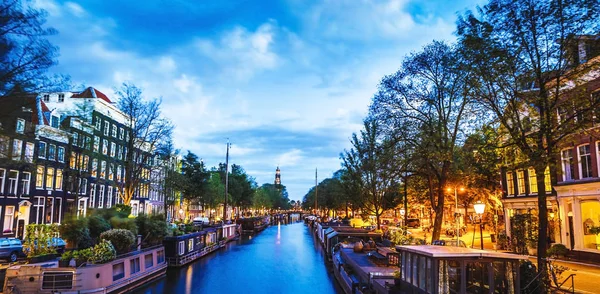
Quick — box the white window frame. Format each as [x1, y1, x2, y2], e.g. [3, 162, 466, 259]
[111, 124, 117, 137]
[100, 161, 106, 179]
[45, 167, 54, 190]
[58, 94, 64, 102]
[89, 184, 96, 208]
[21, 172, 31, 195]
[79, 178, 87, 195]
[95, 117, 101, 130]
[91, 159, 98, 178]
[12, 139, 22, 161]
[38, 141, 46, 158]
[3, 206, 14, 232]
[506, 172, 515, 196]
[178, 241, 184, 255]
[55, 198, 62, 224]
[107, 186, 113, 208]
[58, 147, 65, 162]
[35, 166, 44, 189]
[98, 185, 105, 208]
[110, 142, 116, 157]
[0, 169, 4, 194]
[561, 148, 574, 181]
[8, 170, 18, 195]
[24, 142, 34, 163]
[578, 144, 593, 179]
[104, 121, 110, 136]
[119, 127, 124, 140]
[55, 169, 63, 191]
[77, 198, 87, 218]
[48, 144, 56, 161]
[46, 197, 54, 223]
[34, 197, 44, 224]
[93, 136, 100, 152]
[102, 139, 108, 155]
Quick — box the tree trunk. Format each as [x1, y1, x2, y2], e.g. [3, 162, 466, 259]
[535, 165, 549, 289]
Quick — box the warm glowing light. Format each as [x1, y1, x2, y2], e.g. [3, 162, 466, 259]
[474, 201, 486, 214]
[399, 209, 405, 216]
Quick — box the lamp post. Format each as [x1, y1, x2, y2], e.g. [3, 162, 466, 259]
[474, 201, 486, 250]
[447, 187, 464, 247]
[399, 208, 405, 228]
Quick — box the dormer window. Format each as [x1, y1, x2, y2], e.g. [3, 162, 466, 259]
[58, 94, 65, 102]
[51, 116, 59, 128]
[15, 119, 25, 134]
[43, 95, 49, 102]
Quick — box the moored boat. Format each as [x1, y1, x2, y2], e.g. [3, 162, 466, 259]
[3, 245, 166, 294]
[163, 228, 219, 267]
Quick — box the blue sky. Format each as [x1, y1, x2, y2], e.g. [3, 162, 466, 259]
[35, 0, 483, 201]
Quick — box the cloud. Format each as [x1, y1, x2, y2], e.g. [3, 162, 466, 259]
[64, 2, 86, 17]
[276, 149, 303, 167]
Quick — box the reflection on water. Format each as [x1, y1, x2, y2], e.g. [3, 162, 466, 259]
[133, 222, 342, 294]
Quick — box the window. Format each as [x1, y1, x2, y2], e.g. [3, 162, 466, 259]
[43, 94, 49, 102]
[579, 144, 593, 179]
[34, 197, 44, 224]
[107, 186, 113, 208]
[102, 139, 108, 155]
[110, 142, 116, 157]
[157, 250, 165, 264]
[36, 166, 44, 188]
[45, 197, 54, 223]
[145, 254, 153, 269]
[111, 125, 117, 137]
[91, 159, 98, 177]
[119, 127, 124, 140]
[109, 164, 114, 180]
[21, 172, 30, 195]
[98, 185, 104, 208]
[58, 147, 65, 162]
[70, 152, 77, 169]
[506, 172, 515, 196]
[117, 165, 122, 182]
[95, 117, 101, 130]
[545, 167, 552, 192]
[0, 136, 9, 158]
[8, 171, 18, 195]
[130, 258, 140, 275]
[12, 139, 22, 160]
[55, 169, 63, 190]
[83, 155, 89, 171]
[38, 141, 46, 158]
[0, 169, 5, 194]
[104, 121, 109, 136]
[112, 263, 125, 281]
[79, 178, 87, 195]
[16, 119, 25, 134]
[85, 136, 91, 149]
[117, 145, 122, 160]
[188, 238, 194, 251]
[24, 142, 34, 162]
[89, 184, 96, 207]
[528, 168, 538, 194]
[100, 161, 106, 178]
[58, 94, 65, 102]
[561, 149, 575, 181]
[93, 136, 99, 152]
[3, 206, 14, 232]
[517, 170, 525, 195]
[178, 241, 185, 255]
[51, 116, 59, 128]
[45, 167, 54, 190]
[123, 147, 128, 159]
[42, 272, 72, 290]
[72, 133, 78, 146]
[48, 144, 56, 161]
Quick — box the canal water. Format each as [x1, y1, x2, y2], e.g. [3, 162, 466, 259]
[133, 222, 343, 294]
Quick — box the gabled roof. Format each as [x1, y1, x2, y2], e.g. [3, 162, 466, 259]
[34, 100, 50, 126]
[71, 87, 112, 103]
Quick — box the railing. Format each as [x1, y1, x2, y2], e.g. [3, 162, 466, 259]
[556, 274, 576, 294]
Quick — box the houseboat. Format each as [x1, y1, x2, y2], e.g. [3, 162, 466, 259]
[395, 245, 525, 294]
[324, 227, 380, 259]
[163, 228, 220, 267]
[3, 245, 166, 294]
[238, 216, 270, 234]
[219, 223, 239, 243]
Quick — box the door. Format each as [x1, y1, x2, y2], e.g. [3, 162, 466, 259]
[568, 216, 575, 250]
[16, 220, 25, 240]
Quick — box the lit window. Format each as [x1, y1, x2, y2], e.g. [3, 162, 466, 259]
[15, 119, 25, 134]
[91, 159, 98, 177]
[528, 168, 537, 194]
[506, 172, 515, 196]
[35, 166, 44, 189]
[3, 206, 14, 232]
[70, 152, 77, 169]
[83, 155, 89, 171]
[55, 169, 63, 190]
[188, 238, 193, 251]
[517, 170, 525, 194]
[45, 167, 54, 190]
[100, 161, 106, 178]
[544, 167, 552, 192]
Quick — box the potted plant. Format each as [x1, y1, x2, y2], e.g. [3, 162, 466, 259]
[59, 251, 73, 267]
[547, 243, 569, 259]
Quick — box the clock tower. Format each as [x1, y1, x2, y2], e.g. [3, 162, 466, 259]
[274, 166, 281, 185]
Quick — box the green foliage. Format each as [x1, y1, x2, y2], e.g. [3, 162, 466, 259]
[547, 244, 569, 258]
[24, 224, 59, 257]
[60, 250, 73, 262]
[88, 215, 111, 242]
[100, 229, 136, 254]
[109, 216, 138, 236]
[590, 226, 600, 235]
[497, 231, 508, 249]
[389, 229, 413, 246]
[136, 214, 168, 247]
[70, 240, 116, 265]
[510, 213, 538, 254]
[73, 248, 93, 264]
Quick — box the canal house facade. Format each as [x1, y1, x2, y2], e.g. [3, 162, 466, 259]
[500, 35, 600, 257]
[0, 87, 175, 237]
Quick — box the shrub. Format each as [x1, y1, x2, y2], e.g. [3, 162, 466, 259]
[60, 250, 73, 262]
[60, 217, 93, 249]
[92, 239, 117, 263]
[547, 243, 569, 257]
[520, 260, 539, 294]
[88, 215, 111, 242]
[73, 247, 93, 264]
[109, 216, 138, 236]
[136, 214, 168, 247]
[100, 229, 136, 254]
[24, 224, 59, 257]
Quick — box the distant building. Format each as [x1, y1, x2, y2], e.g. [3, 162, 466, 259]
[275, 166, 281, 185]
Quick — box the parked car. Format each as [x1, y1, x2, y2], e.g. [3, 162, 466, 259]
[193, 216, 210, 226]
[0, 238, 24, 262]
[406, 218, 420, 228]
[432, 239, 467, 248]
[26, 237, 67, 255]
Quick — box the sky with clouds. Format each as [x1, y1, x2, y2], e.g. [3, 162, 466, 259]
[36, 0, 484, 201]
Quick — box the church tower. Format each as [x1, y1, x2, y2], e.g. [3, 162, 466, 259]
[275, 166, 281, 185]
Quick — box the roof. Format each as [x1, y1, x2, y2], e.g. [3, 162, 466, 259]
[71, 87, 112, 103]
[396, 245, 525, 260]
[34, 100, 50, 125]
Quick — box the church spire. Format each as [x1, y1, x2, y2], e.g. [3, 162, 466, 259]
[275, 166, 281, 185]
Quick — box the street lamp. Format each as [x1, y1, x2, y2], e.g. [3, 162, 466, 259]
[447, 187, 465, 246]
[399, 208, 405, 227]
[474, 201, 486, 250]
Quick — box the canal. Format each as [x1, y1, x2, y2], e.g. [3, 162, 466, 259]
[133, 222, 343, 294]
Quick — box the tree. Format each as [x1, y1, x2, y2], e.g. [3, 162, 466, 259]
[369, 41, 474, 240]
[0, 0, 64, 94]
[115, 83, 173, 206]
[457, 0, 599, 282]
[342, 119, 401, 229]
[228, 164, 256, 215]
